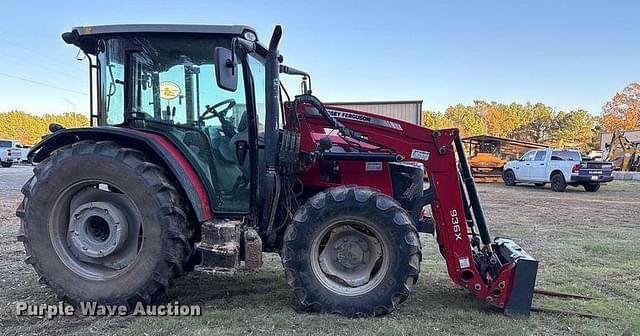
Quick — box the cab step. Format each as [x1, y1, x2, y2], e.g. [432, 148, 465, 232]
[195, 219, 264, 275]
[196, 219, 242, 274]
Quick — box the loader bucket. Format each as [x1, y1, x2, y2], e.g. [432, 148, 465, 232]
[495, 238, 538, 317]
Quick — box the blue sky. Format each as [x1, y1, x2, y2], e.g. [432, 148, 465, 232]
[0, 0, 638, 116]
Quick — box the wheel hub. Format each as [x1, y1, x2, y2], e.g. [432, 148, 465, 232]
[68, 202, 128, 259]
[334, 237, 368, 269]
[318, 225, 382, 287]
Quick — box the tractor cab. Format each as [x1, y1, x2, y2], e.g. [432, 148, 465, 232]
[63, 25, 272, 214]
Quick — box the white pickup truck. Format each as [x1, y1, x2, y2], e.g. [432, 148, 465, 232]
[503, 149, 613, 192]
[0, 139, 23, 168]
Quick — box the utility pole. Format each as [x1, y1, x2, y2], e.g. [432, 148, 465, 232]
[62, 97, 78, 127]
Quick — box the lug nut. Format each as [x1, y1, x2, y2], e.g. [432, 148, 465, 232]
[497, 281, 505, 289]
[473, 283, 482, 291]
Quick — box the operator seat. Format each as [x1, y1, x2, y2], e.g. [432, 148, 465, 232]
[207, 111, 250, 196]
[218, 111, 248, 163]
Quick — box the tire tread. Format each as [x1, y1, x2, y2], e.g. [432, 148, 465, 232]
[282, 186, 421, 317]
[17, 140, 196, 306]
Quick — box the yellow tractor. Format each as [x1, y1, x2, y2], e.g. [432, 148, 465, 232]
[467, 152, 507, 182]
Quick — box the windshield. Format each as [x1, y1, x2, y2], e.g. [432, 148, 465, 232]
[97, 35, 266, 131]
[0, 141, 12, 147]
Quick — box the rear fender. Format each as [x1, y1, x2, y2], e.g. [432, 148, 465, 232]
[29, 126, 212, 221]
[549, 169, 568, 182]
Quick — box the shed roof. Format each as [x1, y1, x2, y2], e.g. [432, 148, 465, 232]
[462, 135, 548, 149]
[325, 100, 423, 105]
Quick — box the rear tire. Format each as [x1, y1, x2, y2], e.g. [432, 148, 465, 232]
[282, 186, 421, 317]
[583, 183, 600, 192]
[503, 170, 516, 186]
[16, 140, 195, 306]
[550, 173, 567, 192]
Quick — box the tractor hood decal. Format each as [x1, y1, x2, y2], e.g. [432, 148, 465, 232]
[326, 109, 403, 131]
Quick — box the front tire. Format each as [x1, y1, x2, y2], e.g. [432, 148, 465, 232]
[1, 161, 12, 168]
[282, 186, 421, 317]
[16, 140, 194, 306]
[503, 170, 516, 186]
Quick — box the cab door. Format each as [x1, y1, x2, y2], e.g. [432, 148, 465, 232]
[529, 150, 548, 181]
[124, 40, 259, 215]
[514, 150, 536, 180]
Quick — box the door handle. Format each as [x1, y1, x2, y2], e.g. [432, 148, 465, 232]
[539, 163, 544, 165]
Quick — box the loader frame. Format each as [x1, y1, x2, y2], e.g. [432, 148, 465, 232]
[287, 101, 538, 315]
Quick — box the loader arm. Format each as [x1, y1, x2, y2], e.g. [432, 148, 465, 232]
[292, 103, 538, 316]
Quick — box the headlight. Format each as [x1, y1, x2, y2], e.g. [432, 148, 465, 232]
[243, 31, 257, 42]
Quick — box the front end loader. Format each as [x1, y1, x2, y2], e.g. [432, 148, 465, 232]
[605, 130, 640, 171]
[18, 24, 537, 317]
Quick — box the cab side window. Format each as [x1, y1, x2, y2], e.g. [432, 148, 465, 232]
[534, 151, 547, 161]
[521, 151, 536, 161]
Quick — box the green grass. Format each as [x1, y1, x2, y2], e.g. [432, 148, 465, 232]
[2, 181, 640, 336]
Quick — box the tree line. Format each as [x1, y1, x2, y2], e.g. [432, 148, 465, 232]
[0, 110, 89, 145]
[1, 83, 638, 149]
[422, 82, 640, 151]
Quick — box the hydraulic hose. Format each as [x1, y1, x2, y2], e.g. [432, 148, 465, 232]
[293, 94, 357, 138]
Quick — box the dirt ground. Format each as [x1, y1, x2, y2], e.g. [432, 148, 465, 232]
[1, 166, 639, 335]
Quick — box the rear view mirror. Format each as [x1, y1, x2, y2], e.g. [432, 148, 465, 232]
[214, 47, 238, 91]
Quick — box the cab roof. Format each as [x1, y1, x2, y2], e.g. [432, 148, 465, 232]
[63, 24, 259, 54]
[69, 24, 256, 36]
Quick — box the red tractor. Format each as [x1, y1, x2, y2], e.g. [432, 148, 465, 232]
[18, 24, 537, 317]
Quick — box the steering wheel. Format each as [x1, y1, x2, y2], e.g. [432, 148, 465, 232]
[199, 99, 236, 122]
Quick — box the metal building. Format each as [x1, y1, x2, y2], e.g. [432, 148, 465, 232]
[600, 128, 640, 150]
[324, 100, 423, 125]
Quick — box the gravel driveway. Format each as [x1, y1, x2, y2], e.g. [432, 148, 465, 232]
[0, 165, 33, 190]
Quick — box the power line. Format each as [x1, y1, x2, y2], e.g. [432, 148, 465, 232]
[0, 72, 87, 96]
[0, 36, 85, 74]
[0, 50, 85, 81]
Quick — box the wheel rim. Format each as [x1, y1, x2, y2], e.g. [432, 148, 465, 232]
[505, 172, 514, 184]
[311, 218, 390, 296]
[552, 177, 561, 189]
[49, 180, 143, 280]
